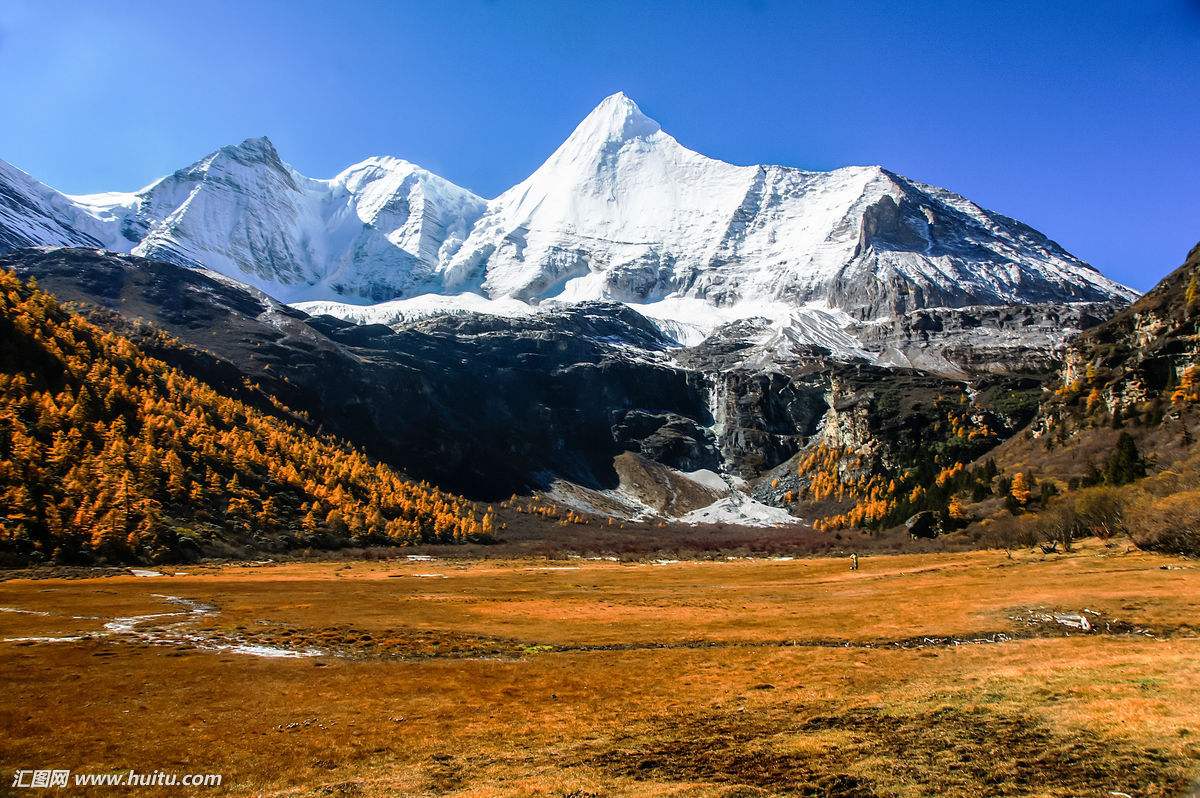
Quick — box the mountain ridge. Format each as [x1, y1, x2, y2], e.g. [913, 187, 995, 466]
[0, 93, 1135, 326]
[443, 93, 1134, 319]
[1, 137, 489, 303]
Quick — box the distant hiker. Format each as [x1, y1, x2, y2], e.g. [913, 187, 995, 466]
[850, 553, 859, 571]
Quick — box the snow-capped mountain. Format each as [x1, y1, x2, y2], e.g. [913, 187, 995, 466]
[1, 138, 486, 302]
[0, 159, 115, 252]
[0, 92, 1134, 323]
[443, 92, 1134, 318]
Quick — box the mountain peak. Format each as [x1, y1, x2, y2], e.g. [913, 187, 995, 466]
[215, 136, 282, 167]
[236, 135, 276, 153]
[570, 92, 661, 147]
[333, 155, 420, 183]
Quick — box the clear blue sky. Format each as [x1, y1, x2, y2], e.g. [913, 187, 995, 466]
[1, 1, 1196, 291]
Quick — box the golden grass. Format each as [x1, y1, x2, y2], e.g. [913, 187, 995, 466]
[1, 542, 1198, 796]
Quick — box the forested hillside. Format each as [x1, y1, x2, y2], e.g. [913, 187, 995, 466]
[986, 242, 1200, 484]
[974, 243, 1200, 555]
[0, 270, 490, 564]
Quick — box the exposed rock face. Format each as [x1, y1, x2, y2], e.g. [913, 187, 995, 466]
[611, 412, 720, 473]
[852, 302, 1119, 377]
[2, 248, 1070, 513]
[1024, 242, 1200, 446]
[708, 371, 827, 477]
[977, 242, 1200, 492]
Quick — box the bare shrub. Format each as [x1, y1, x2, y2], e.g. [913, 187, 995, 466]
[1128, 489, 1200, 556]
[1069, 486, 1127, 540]
[1036, 504, 1081, 552]
[984, 513, 1041, 552]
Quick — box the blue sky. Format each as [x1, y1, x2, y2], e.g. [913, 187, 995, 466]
[1, 1, 1196, 291]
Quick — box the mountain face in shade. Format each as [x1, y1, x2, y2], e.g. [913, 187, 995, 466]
[0, 93, 1132, 323]
[5, 247, 1052, 510]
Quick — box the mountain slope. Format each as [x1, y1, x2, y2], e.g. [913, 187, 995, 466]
[992, 241, 1200, 482]
[0, 266, 486, 565]
[0, 160, 114, 251]
[3, 248, 707, 498]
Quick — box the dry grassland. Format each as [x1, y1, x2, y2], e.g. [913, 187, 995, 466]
[1, 542, 1198, 796]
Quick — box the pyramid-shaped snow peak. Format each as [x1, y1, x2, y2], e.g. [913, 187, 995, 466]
[440, 92, 1135, 315]
[562, 92, 662, 149]
[438, 92, 762, 300]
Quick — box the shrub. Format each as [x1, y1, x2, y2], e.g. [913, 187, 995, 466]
[1129, 489, 1200, 556]
[1069, 486, 1127, 540]
[1035, 503, 1081, 552]
[984, 512, 1041, 552]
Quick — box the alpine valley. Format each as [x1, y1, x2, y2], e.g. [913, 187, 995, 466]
[1, 92, 1176, 555]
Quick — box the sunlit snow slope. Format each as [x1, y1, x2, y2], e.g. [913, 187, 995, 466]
[2, 139, 487, 303]
[0, 92, 1134, 328]
[444, 93, 1134, 319]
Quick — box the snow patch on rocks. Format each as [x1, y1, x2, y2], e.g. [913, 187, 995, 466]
[680, 492, 799, 527]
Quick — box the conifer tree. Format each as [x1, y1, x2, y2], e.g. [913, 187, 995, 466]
[948, 495, 967, 520]
[1103, 432, 1146, 485]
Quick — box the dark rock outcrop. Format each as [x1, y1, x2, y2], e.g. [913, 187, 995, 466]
[4, 249, 714, 498]
[906, 511, 941, 539]
[2, 247, 1079, 510]
[709, 371, 827, 477]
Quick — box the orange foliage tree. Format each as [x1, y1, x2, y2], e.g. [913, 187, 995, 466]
[0, 270, 486, 563]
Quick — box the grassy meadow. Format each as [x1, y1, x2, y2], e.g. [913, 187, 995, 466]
[1, 543, 1198, 796]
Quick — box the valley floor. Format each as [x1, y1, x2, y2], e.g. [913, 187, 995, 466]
[1, 545, 1199, 796]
